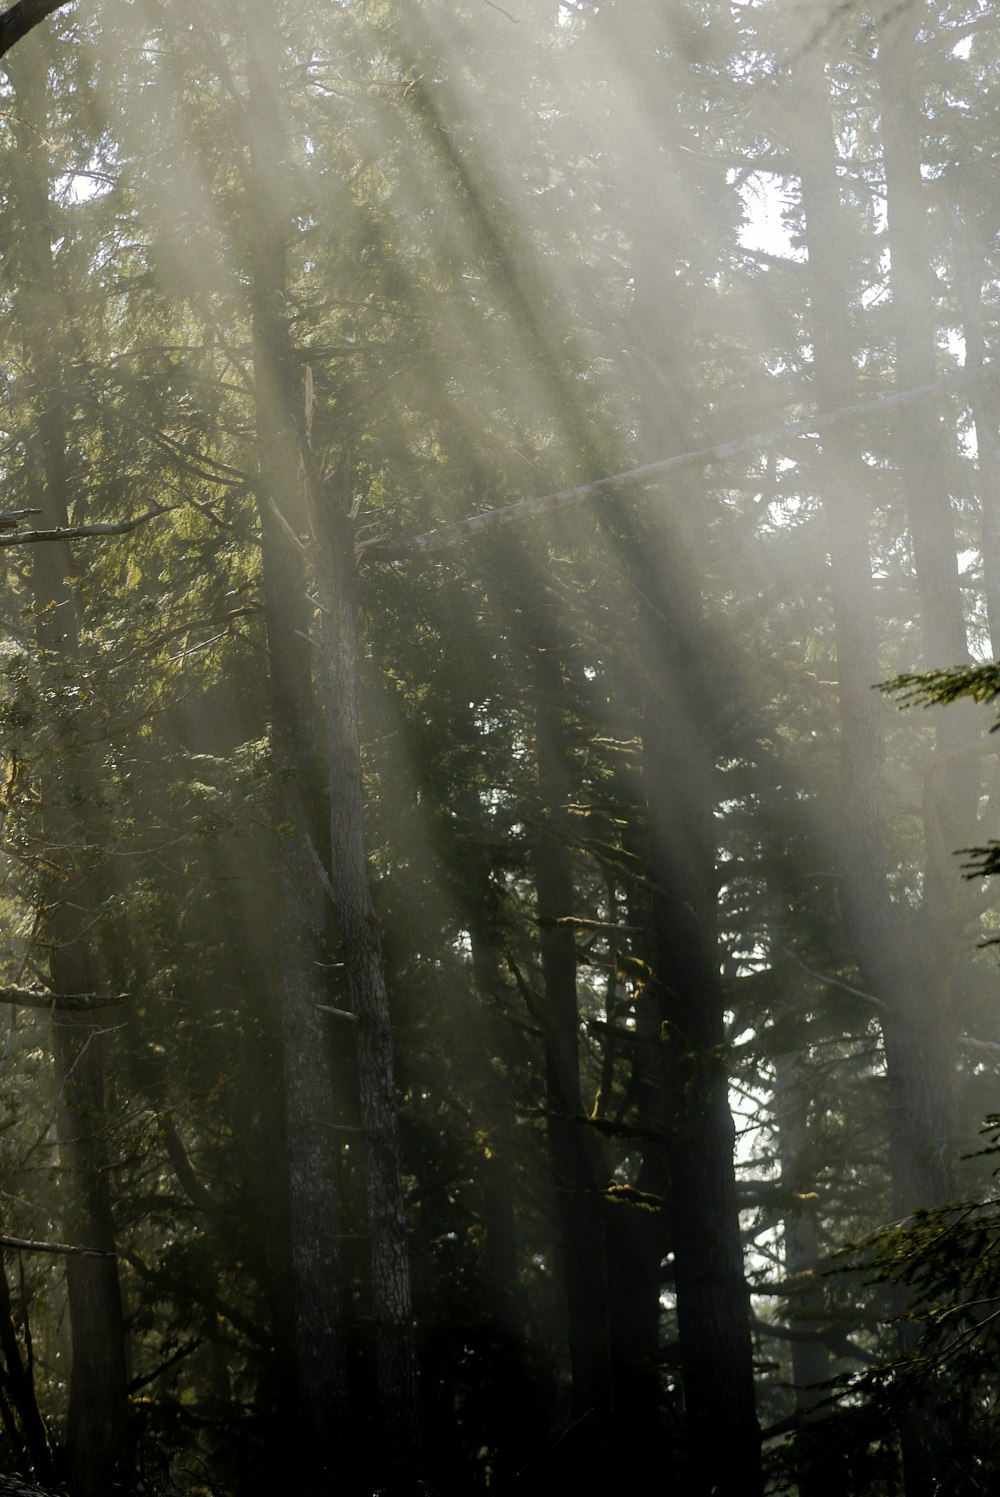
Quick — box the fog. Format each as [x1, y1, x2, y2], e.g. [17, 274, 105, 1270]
[0, 1, 996, 1494]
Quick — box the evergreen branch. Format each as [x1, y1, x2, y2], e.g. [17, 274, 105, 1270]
[366, 368, 990, 561]
[121, 1249, 271, 1347]
[883, 663, 1000, 711]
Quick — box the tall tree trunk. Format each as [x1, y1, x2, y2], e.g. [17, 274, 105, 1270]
[640, 574, 762, 1497]
[525, 603, 611, 1432]
[876, 24, 979, 1491]
[6, 37, 133, 1497]
[796, 39, 962, 1220]
[0, 1255, 58, 1487]
[303, 467, 420, 1477]
[796, 35, 974, 1493]
[605, 803, 669, 1455]
[607, 55, 761, 1474]
[243, 2, 348, 1484]
[245, 6, 418, 1475]
[947, 207, 1000, 654]
[773, 1056, 843, 1497]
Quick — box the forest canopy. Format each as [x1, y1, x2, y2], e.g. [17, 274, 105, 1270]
[0, 1, 997, 1494]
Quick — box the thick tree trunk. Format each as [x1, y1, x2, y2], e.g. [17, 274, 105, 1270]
[0, 1258, 58, 1487]
[796, 41, 961, 1219]
[244, 2, 348, 1483]
[797, 36, 974, 1493]
[773, 1057, 844, 1497]
[7, 38, 133, 1497]
[305, 482, 420, 1475]
[50, 1006, 132, 1497]
[245, 6, 418, 1476]
[605, 808, 668, 1452]
[636, 504, 761, 1496]
[606, 92, 761, 1474]
[948, 212, 1000, 654]
[876, 16, 980, 1009]
[527, 613, 611, 1429]
[461, 910, 521, 1349]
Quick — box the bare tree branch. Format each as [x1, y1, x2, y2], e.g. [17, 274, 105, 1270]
[0, 505, 179, 547]
[0, 988, 128, 1011]
[752, 1314, 875, 1364]
[0, 1233, 114, 1259]
[364, 368, 991, 562]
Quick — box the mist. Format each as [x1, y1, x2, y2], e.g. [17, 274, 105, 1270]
[0, 1, 996, 1494]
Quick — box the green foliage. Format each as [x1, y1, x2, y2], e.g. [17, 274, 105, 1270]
[885, 664, 1000, 713]
[0, 0, 997, 1491]
[775, 1117, 1000, 1493]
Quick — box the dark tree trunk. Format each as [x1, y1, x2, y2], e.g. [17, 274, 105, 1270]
[0, 1257, 58, 1488]
[526, 609, 611, 1429]
[606, 64, 761, 1481]
[797, 32, 971, 1213]
[305, 480, 420, 1476]
[7, 37, 133, 1497]
[796, 35, 975, 1493]
[244, 6, 418, 1476]
[604, 812, 670, 1454]
[948, 211, 1000, 655]
[773, 1057, 844, 1497]
[243, 1, 349, 1483]
[636, 500, 761, 1497]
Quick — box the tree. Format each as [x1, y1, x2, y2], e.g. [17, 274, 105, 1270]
[1, 3, 1000, 1492]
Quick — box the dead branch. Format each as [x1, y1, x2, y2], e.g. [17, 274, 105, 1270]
[0, 988, 128, 1011]
[0, 505, 179, 547]
[0, 1233, 115, 1259]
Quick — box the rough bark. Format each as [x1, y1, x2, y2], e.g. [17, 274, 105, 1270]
[244, 0, 349, 1482]
[0, 1258, 58, 1488]
[305, 479, 420, 1475]
[773, 1057, 844, 1497]
[797, 37, 975, 1493]
[0, 1473, 66, 1497]
[620, 129, 761, 1481]
[245, 5, 418, 1477]
[8, 38, 133, 1497]
[526, 608, 611, 1428]
[604, 808, 668, 1450]
[797, 40, 961, 1221]
[0, 0, 70, 65]
[614, 481, 760, 1495]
